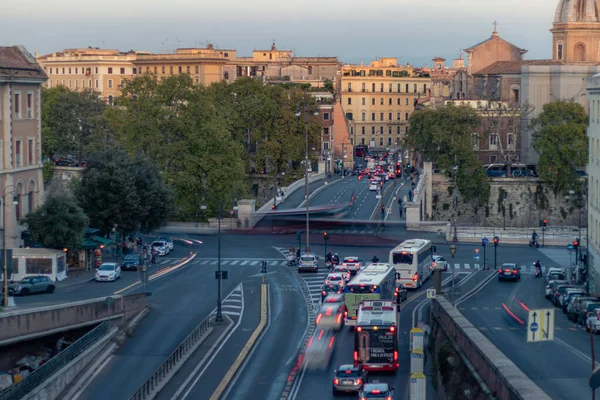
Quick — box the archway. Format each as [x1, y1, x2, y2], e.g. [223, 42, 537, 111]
[575, 43, 586, 62]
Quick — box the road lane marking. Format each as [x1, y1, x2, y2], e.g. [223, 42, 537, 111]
[210, 284, 268, 400]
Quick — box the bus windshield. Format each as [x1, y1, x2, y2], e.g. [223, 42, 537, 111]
[347, 285, 379, 294]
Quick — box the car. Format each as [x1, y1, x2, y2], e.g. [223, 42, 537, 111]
[332, 364, 367, 395]
[546, 271, 566, 284]
[369, 182, 379, 191]
[332, 265, 351, 282]
[546, 280, 569, 299]
[158, 236, 174, 252]
[587, 309, 600, 333]
[560, 288, 586, 311]
[432, 255, 448, 272]
[546, 267, 566, 283]
[298, 252, 319, 273]
[552, 284, 574, 306]
[95, 263, 121, 282]
[578, 301, 600, 325]
[498, 263, 520, 281]
[358, 382, 395, 399]
[394, 283, 407, 309]
[151, 240, 169, 256]
[341, 257, 362, 276]
[321, 283, 343, 302]
[304, 329, 335, 371]
[316, 299, 346, 330]
[8, 276, 55, 296]
[325, 273, 347, 289]
[569, 296, 598, 321]
[121, 253, 143, 271]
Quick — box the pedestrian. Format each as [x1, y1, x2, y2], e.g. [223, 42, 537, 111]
[399, 206, 403, 218]
[151, 249, 156, 264]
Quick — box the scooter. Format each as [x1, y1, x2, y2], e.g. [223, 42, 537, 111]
[534, 262, 542, 278]
[529, 239, 540, 248]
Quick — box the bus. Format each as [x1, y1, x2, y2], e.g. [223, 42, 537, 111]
[389, 239, 434, 289]
[354, 300, 399, 371]
[344, 263, 396, 326]
[354, 144, 368, 158]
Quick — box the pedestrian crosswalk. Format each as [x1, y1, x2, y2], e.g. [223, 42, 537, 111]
[300, 270, 332, 307]
[186, 258, 291, 267]
[210, 283, 244, 318]
[444, 263, 549, 275]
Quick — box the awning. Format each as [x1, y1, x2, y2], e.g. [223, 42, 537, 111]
[91, 236, 113, 246]
[81, 236, 113, 249]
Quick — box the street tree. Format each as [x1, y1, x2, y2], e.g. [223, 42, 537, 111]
[531, 100, 588, 193]
[75, 149, 173, 235]
[405, 103, 490, 203]
[21, 192, 89, 250]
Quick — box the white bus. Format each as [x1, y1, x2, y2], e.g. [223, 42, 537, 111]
[389, 239, 434, 289]
[344, 263, 396, 326]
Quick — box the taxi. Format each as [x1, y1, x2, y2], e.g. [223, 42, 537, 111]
[341, 257, 362, 276]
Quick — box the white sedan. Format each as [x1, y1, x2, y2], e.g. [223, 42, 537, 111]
[369, 182, 379, 191]
[325, 273, 347, 289]
[432, 255, 448, 271]
[95, 263, 121, 282]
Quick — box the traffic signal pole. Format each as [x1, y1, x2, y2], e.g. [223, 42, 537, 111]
[493, 236, 499, 270]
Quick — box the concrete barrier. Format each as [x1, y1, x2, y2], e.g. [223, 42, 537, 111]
[0, 293, 146, 346]
[431, 296, 550, 400]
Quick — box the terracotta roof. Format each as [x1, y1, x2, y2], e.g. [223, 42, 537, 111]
[474, 59, 564, 75]
[0, 46, 47, 80]
[464, 32, 526, 54]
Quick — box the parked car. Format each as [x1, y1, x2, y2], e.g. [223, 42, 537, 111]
[546, 271, 566, 284]
[8, 276, 55, 296]
[95, 263, 121, 282]
[552, 285, 574, 306]
[577, 300, 600, 325]
[546, 280, 569, 299]
[121, 253, 143, 271]
[546, 267, 566, 283]
[587, 309, 600, 334]
[560, 288, 586, 311]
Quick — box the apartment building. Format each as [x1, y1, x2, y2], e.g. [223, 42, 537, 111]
[0, 46, 47, 248]
[340, 58, 431, 150]
[586, 74, 600, 297]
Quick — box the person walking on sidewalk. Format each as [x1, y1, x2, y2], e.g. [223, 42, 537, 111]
[151, 248, 156, 264]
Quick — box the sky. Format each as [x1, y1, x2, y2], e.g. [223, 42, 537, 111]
[2, 0, 557, 66]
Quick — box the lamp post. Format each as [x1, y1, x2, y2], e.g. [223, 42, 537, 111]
[2, 187, 18, 308]
[449, 243, 457, 306]
[296, 104, 319, 252]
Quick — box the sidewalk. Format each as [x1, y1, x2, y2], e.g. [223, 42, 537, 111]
[386, 177, 414, 222]
[56, 269, 96, 288]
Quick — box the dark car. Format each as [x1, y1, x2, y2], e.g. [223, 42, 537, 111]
[552, 285, 574, 306]
[121, 253, 143, 271]
[8, 276, 55, 296]
[332, 364, 367, 395]
[321, 283, 343, 302]
[358, 382, 395, 399]
[498, 263, 521, 282]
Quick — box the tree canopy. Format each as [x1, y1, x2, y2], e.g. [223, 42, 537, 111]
[531, 100, 588, 193]
[404, 103, 490, 203]
[75, 149, 172, 235]
[21, 192, 89, 250]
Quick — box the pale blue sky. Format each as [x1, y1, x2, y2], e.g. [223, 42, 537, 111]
[3, 0, 556, 66]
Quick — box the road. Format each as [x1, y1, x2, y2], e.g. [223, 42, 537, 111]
[459, 245, 599, 400]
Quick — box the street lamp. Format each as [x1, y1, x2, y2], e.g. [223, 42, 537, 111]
[201, 198, 224, 323]
[295, 104, 319, 253]
[2, 187, 18, 308]
[449, 243, 457, 306]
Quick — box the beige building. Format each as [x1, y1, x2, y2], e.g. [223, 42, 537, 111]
[586, 73, 600, 296]
[0, 46, 47, 249]
[340, 58, 431, 150]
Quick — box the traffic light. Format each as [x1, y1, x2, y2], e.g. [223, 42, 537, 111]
[573, 239, 579, 249]
[543, 219, 547, 228]
[493, 236, 499, 247]
[323, 232, 329, 241]
[271, 204, 275, 211]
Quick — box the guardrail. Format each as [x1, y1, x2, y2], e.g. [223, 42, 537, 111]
[0, 321, 110, 400]
[129, 314, 211, 400]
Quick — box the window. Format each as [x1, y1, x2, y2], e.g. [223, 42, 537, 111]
[26, 258, 52, 274]
[162, 66, 166, 74]
[323, 113, 330, 120]
[120, 67, 125, 74]
[371, 113, 375, 121]
[380, 126, 384, 134]
[13, 93, 20, 119]
[405, 112, 409, 121]
[95, 67, 98, 74]
[15, 139, 21, 167]
[62, 68, 65, 74]
[380, 98, 384, 105]
[133, 67, 137, 74]
[388, 138, 392, 145]
[397, 126, 400, 134]
[89, 79, 92, 87]
[507, 133, 515, 149]
[68, 80, 72, 88]
[380, 83, 384, 92]
[413, 84, 417, 93]
[28, 138, 33, 165]
[388, 113, 392, 120]
[179, 66, 183, 73]
[398, 84, 401, 93]
[108, 80, 113, 88]
[95, 80, 98, 88]
[187, 66, 191, 74]
[372, 83, 376, 92]
[119, 79, 123, 87]
[362, 127, 365, 135]
[558, 44, 563, 60]
[380, 138, 383, 146]
[308, 66, 313, 75]
[490, 155, 497, 163]
[397, 98, 400, 105]
[362, 83, 366, 92]
[362, 98, 365, 105]
[108, 67, 113, 74]
[405, 84, 409, 92]
[75, 67, 78, 74]
[146, 67, 150, 73]
[26, 93, 32, 118]
[170, 66, 173, 74]
[397, 112, 401, 121]
[372, 127, 375, 134]
[423, 84, 427, 93]
[324, 127, 329, 136]
[362, 113, 366, 121]
[406, 98, 409, 105]
[388, 126, 392, 134]
[361, 138, 365, 145]
[371, 98, 375, 105]
[388, 98, 392, 105]
[347, 83, 352, 92]
[380, 113, 384, 121]
[345, 112, 352, 120]
[68, 68, 71, 74]
[389, 83, 392, 93]
[224, 71, 229, 79]
[512, 89, 519, 103]
[347, 98, 352, 105]
[49, 68, 53, 74]
[108, 95, 114, 106]
[489, 134, 498, 150]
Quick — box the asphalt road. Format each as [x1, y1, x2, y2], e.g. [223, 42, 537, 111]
[459, 245, 599, 400]
[277, 180, 330, 210]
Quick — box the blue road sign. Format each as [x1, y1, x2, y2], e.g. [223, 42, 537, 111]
[567, 244, 574, 251]
[530, 321, 539, 333]
[482, 237, 489, 246]
[474, 254, 481, 261]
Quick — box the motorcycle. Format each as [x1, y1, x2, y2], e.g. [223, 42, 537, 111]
[534, 262, 542, 278]
[325, 260, 332, 269]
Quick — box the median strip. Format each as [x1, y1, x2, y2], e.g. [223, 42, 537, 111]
[210, 283, 268, 400]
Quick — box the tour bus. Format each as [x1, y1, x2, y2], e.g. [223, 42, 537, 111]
[354, 300, 399, 371]
[344, 263, 396, 326]
[389, 239, 434, 289]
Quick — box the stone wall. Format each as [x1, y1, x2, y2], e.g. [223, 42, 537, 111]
[431, 174, 587, 228]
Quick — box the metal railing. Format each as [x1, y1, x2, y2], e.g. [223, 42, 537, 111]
[0, 321, 110, 400]
[129, 314, 211, 400]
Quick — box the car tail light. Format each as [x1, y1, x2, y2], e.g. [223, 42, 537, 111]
[356, 378, 362, 385]
[386, 397, 392, 400]
[513, 269, 517, 275]
[337, 314, 342, 324]
[498, 269, 502, 274]
[372, 390, 381, 394]
[333, 378, 339, 385]
[328, 336, 335, 348]
[357, 327, 362, 332]
[394, 351, 398, 361]
[390, 326, 395, 332]
[354, 351, 358, 362]
[344, 310, 348, 317]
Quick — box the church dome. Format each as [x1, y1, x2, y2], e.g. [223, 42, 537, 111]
[554, 0, 600, 23]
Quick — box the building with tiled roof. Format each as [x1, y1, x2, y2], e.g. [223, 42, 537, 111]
[0, 45, 47, 248]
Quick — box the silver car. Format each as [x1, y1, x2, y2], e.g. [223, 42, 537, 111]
[8, 276, 55, 295]
[304, 329, 335, 371]
[332, 364, 367, 395]
[151, 240, 168, 256]
[298, 252, 318, 273]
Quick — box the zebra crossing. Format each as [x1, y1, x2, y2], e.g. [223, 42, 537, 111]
[444, 263, 547, 275]
[298, 270, 332, 307]
[209, 283, 244, 318]
[186, 258, 291, 267]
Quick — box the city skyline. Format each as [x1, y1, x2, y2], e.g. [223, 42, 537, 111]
[4, 0, 555, 66]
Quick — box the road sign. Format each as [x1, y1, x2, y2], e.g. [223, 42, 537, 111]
[482, 237, 489, 245]
[527, 308, 555, 342]
[474, 248, 480, 254]
[426, 289, 436, 299]
[567, 243, 574, 251]
[474, 254, 481, 261]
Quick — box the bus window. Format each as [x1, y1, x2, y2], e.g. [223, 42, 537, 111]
[392, 252, 412, 264]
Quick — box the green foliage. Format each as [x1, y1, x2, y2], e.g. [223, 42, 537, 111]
[323, 79, 334, 93]
[405, 103, 489, 203]
[531, 100, 588, 193]
[41, 87, 111, 160]
[42, 161, 54, 185]
[21, 192, 88, 250]
[75, 149, 173, 236]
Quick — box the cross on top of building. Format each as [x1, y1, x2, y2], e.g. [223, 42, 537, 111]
[493, 20, 498, 32]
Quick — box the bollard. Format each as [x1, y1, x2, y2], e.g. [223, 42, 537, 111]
[409, 372, 426, 400]
[409, 327, 424, 352]
[410, 348, 424, 374]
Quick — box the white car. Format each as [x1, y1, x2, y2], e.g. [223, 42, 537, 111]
[369, 182, 379, 191]
[587, 309, 600, 333]
[325, 273, 346, 289]
[332, 265, 351, 282]
[545, 267, 566, 283]
[158, 236, 174, 252]
[151, 240, 169, 256]
[95, 263, 121, 282]
[432, 255, 448, 271]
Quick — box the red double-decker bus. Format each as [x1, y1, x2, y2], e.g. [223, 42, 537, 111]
[353, 300, 399, 372]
